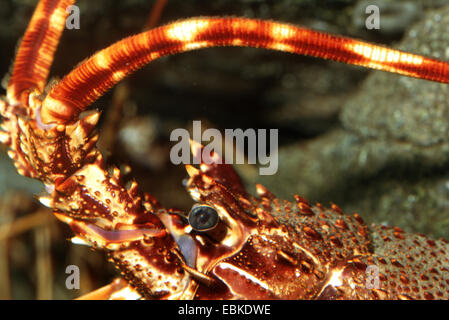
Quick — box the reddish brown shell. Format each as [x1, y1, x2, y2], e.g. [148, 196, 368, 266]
[181, 148, 449, 299]
[3, 0, 449, 300]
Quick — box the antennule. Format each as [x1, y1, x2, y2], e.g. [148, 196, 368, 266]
[8, 0, 75, 103]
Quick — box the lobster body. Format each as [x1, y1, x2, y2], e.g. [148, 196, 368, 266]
[179, 157, 449, 299]
[250, 196, 449, 299]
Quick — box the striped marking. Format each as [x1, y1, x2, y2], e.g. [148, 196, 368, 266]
[182, 41, 210, 51]
[166, 20, 210, 42]
[94, 52, 112, 70]
[270, 24, 295, 40]
[112, 71, 126, 81]
[216, 262, 269, 290]
[268, 42, 295, 53]
[49, 4, 67, 29]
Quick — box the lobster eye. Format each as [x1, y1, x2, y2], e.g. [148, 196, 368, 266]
[188, 205, 219, 232]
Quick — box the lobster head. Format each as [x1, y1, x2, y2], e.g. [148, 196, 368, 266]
[52, 138, 335, 299]
[176, 141, 330, 299]
[138, 140, 334, 299]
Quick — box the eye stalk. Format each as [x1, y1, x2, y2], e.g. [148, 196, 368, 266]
[188, 205, 219, 232]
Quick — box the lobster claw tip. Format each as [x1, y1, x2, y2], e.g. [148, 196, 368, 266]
[185, 164, 200, 177]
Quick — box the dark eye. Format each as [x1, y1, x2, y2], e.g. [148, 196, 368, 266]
[188, 205, 219, 232]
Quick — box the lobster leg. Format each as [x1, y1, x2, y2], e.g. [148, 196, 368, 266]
[75, 278, 141, 300]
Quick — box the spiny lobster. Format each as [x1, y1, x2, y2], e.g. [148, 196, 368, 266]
[2, 0, 449, 300]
